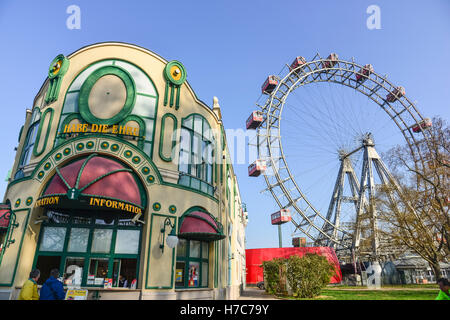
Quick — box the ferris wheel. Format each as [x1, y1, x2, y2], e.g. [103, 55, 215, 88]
[246, 53, 433, 259]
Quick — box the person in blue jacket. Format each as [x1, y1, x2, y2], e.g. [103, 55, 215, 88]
[40, 269, 65, 300]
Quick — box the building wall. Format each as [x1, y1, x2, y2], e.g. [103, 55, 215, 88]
[0, 42, 246, 300]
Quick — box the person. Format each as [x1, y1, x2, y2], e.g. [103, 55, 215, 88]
[18, 269, 40, 300]
[118, 275, 128, 288]
[40, 269, 65, 300]
[435, 277, 450, 300]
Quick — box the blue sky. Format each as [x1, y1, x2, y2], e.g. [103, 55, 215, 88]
[0, 0, 449, 249]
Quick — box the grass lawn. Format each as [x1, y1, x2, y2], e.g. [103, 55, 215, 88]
[328, 283, 437, 289]
[313, 288, 438, 300]
[274, 284, 439, 300]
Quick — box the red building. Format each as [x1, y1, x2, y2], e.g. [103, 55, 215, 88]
[246, 247, 342, 285]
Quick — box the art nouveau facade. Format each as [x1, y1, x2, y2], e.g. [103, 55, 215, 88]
[0, 42, 247, 300]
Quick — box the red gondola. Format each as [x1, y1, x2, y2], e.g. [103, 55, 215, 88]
[386, 86, 405, 102]
[322, 53, 339, 69]
[356, 64, 374, 82]
[412, 118, 432, 133]
[289, 56, 307, 72]
[248, 160, 266, 177]
[246, 111, 263, 130]
[292, 237, 306, 247]
[261, 76, 278, 94]
[271, 209, 291, 225]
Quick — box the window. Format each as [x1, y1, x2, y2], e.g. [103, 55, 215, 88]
[175, 239, 209, 288]
[15, 108, 40, 179]
[56, 59, 158, 158]
[34, 210, 142, 288]
[178, 114, 215, 196]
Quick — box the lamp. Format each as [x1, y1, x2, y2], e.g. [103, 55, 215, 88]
[160, 217, 178, 253]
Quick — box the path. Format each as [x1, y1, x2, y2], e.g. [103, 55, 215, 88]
[238, 287, 278, 300]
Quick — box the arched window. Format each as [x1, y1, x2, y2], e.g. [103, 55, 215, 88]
[15, 108, 40, 179]
[178, 114, 214, 195]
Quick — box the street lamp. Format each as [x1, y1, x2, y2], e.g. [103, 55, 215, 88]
[160, 217, 178, 253]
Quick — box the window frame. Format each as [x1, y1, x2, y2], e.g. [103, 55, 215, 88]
[175, 239, 209, 289]
[32, 210, 142, 288]
[178, 114, 215, 196]
[16, 108, 41, 177]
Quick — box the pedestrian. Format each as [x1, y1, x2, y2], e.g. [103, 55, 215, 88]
[39, 268, 66, 300]
[18, 269, 40, 300]
[435, 278, 450, 300]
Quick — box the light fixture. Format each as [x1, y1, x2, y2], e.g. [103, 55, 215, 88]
[160, 217, 178, 253]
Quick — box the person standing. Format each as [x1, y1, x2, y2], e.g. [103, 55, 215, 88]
[18, 269, 40, 300]
[40, 269, 65, 300]
[436, 278, 450, 300]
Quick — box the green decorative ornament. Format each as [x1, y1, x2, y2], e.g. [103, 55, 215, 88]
[153, 202, 161, 211]
[124, 150, 132, 158]
[163, 61, 186, 110]
[78, 66, 136, 125]
[46, 54, 70, 104]
[132, 156, 140, 164]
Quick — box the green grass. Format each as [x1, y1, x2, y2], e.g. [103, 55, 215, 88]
[328, 283, 437, 289]
[280, 288, 438, 300]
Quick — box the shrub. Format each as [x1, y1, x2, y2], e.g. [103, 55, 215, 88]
[262, 258, 286, 295]
[286, 253, 335, 298]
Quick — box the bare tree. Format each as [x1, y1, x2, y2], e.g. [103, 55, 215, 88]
[376, 116, 449, 281]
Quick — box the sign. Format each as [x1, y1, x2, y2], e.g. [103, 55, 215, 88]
[188, 265, 198, 287]
[65, 289, 88, 300]
[89, 197, 142, 214]
[35, 196, 60, 207]
[87, 275, 95, 286]
[61, 123, 141, 137]
[104, 278, 112, 289]
[175, 269, 183, 282]
[36, 195, 142, 215]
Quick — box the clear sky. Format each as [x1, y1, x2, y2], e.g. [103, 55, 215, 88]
[0, 0, 449, 249]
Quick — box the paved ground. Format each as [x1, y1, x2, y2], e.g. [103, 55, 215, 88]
[238, 287, 278, 300]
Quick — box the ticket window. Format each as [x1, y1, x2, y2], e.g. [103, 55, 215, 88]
[87, 258, 109, 286]
[112, 258, 137, 288]
[35, 255, 62, 285]
[33, 211, 142, 288]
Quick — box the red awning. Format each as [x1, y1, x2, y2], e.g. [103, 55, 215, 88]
[38, 154, 144, 214]
[179, 210, 225, 242]
[0, 209, 11, 229]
